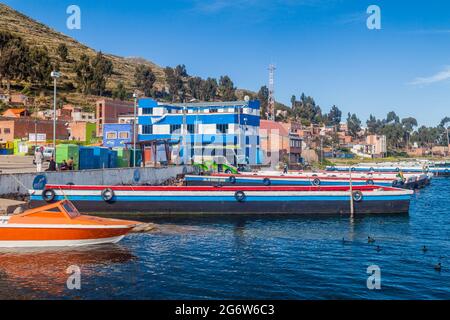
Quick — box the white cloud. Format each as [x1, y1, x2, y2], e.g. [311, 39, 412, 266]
[409, 67, 450, 85]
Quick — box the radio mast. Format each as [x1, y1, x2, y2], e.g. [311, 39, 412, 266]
[268, 64, 276, 121]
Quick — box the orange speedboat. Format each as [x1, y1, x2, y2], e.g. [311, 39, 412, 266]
[0, 200, 138, 248]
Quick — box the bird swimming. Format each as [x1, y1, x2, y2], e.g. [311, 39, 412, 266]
[368, 236, 375, 243]
[434, 263, 442, 271]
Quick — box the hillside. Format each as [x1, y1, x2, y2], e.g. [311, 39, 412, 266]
[0, 3, 290, 112]
[0, 3, 165, 106]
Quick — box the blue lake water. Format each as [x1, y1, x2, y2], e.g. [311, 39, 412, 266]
[1, 178, 449, 299]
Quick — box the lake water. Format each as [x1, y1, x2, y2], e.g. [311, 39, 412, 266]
[1, 178, 449, 299]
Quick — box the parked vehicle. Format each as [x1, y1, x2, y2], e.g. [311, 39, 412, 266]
[35, 147, 54, 161]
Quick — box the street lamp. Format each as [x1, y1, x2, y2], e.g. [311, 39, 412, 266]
[51, 71, 61, 156]
[133, 92, 137, 167]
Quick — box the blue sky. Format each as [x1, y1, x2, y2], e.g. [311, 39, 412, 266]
[3, 0, 450, 126]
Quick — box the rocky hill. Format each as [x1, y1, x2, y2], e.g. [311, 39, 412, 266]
[0, 3, 166, 106]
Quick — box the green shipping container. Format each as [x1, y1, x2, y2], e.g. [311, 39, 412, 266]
[56, 144, 80, 170]
[13, 139, 28, 156]
[114, 147, 131, 168]
[129, 149, 142, 167]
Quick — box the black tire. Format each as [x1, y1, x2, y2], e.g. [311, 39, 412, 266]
[42, 189, 56, 202]
[263, 177, 271, 186]
[234, 191, 246, 202]
[395, 167, 400, 172]
[225, 169, 232, 174]
[369, 167, 375, 172]
[229, 176, 237, 184]
[366, 179, 374, 185]
[67, 182, 74, 186]
[352, 190, 363, 202]
[312, 178, 321, 186]
[101, 188, 115, 203]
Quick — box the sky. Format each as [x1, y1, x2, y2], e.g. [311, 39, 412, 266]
[3, 0, 450, 126]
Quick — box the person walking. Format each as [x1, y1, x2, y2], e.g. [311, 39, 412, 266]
[34, 147, 44, 172]
[283, 163, 289, 174]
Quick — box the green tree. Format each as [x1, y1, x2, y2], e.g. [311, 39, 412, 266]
[218, 75, 236, 101]
[200, 77, 217, 101]
[187, 76, 202, 100]
[295, 93, 322, 124]
[258, 86, 269, 119]
[386, 111, 400, 124]
[57, 43, 69, 61]
[439, 117, 450, 146]
[174, 64, 188, 77]
[326, 105, 342, 127]
[134, 64, 156, 97]
[73, 54, 93, 94]
[91, 51, 113, 96]
[0, 32, 31, 91]
[401, 117, 418, 148]
[112, 81, 128, 101]
[346, 113, 361, 138]
[366, 114, 382, 135]
[290, 95, 296, 108]
[164, 66, 184, 102]
[29, 46, 52, 87]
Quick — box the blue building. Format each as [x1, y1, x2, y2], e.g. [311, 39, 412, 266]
[137, 98, 261, 165]
[102, 123, 133, 148]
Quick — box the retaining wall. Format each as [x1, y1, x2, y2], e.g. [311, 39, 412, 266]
[0, 166, 193, 196]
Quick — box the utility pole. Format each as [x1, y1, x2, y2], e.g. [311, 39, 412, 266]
[50, 71, 61, 156]
[447, 127, 450, 147]
[182, 105, 187, 164]
[268, 64, 276, 121]
[133, 92, 137, 167]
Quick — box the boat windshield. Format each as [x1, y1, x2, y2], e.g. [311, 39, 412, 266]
[62, 201, 80, 218]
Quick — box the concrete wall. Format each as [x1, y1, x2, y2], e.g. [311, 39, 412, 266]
[0, 165, 193, 196]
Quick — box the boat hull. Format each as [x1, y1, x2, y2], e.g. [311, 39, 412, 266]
[0, 225, 132, 247]
[0, 236, 125, 248]
[30, 199, 410, 215]
[30, 186, 412, 215]
[185, 175, 394, 187]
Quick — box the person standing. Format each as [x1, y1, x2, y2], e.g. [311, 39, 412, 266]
[67, 157, 74, 170]
[47, 156, 57, 171]
[34, 147, 44, 172]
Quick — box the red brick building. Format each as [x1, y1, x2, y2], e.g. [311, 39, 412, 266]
[96, 99, 134, 136]
[0, 117, 70, 142]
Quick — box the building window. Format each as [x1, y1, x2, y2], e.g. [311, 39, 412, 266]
[119, 131, 129, 139]
[106, 131, 117, 139]
[142, 125, 153, 134]
[170, 124, 182, 133]
[216, 124, 228, 134]
[246, 136, 250, 144]
[209, 108, 218, 113]
[4, 128, 10, 134]
[187, 124, 195, 134]
[142, 108, 153, 115]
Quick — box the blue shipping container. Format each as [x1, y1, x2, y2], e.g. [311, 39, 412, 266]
[93, 147, 109, 169]
[108, 150, 118, 168]
[79, 147, 95, 170]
